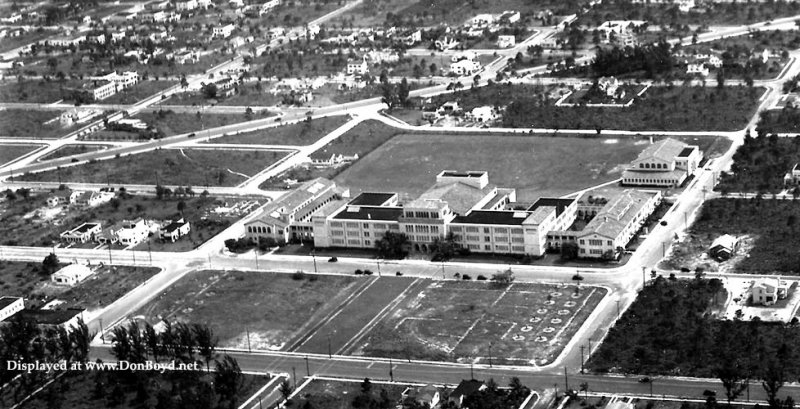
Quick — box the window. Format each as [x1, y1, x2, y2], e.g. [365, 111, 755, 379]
[512, 237, 524, 243]
[579, 239, 585, 245]
[485, 236, 491, 242]
[363, 223, 369, 228]
[374, 223, 386, 230]
[495, 227, 507, 234]
[511, 228, 523, 235]
[450, 226, 463, 232]
[484, 244, 491, 250]
[580, 249, 585, 254]
[346, 222, 358, 228]
[332, 238, 345, 245]
[484, 228, 490, 233]
[346, 231, 359, 237]
[607, 240, 613, 246]
[364, 232, 370, 237]
[364, 240, 371, 245]
[466, 235, 480, 241]
[405, 225, 414, 233]
[588, 239, 603, 246]
[512, 246, 525, 252]
[431, 226, 439, 234]
[347, 239, 360, 245]
[466, 226, 479, 233]
[331, 230, 344, 236]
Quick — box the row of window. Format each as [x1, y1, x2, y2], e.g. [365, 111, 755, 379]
[626, 177, 676, 185]
[404, 211, 438, 219]
[248, 225, 281, 235]
[638, 162, 672, 169]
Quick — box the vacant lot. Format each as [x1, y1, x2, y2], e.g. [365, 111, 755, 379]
[0, 109, 74, 139]
[334, 133, 647, 201]
[663, 198, 800, 274]
[38, 144, 107, 161]
[292, 379, 408, 409]
[589, 277, 800, 379]
[0, 260, 160, 311]
[0, 80, 84, 104]
[208, 116, 350, 146]
[716, 133, 799, 194]
[136, 270, 360, 350]
[0, 144, 41, 166]
[18, 148, 289, 187]
[358, 280, 607, 366]
[756, 108, 800, 136]
[133, 109, 272, 137]
[387, 0, 579, 26]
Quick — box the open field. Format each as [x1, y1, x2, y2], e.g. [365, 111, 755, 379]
[136, 270, 361, 350]
[358, 280, 607, 365]
[589, 277, 800, 379]
[261, 119, 406, 189]
[0, 260, 160, 311]
[293, 277, 419, 354]
[386, 0, 581, 26]
[662, 198, 800, 274]
[37, 144, 107, 161]
[100, 80, 176, 105]
[133, 109, 273, 137]
[334, 133, 648, 201]
[208, 115, 350, 145]
[716, 133, 799, 194]
[429, 84, 762, 131]
[0, 79, 85, 104]
[0, 144, 42, 166]
[0, 109, 74, 139]
[18, 148, 289, 187]
[291, 379, 408, 409]
[0, 192, 235, 249]
[8, 370, 269, 409]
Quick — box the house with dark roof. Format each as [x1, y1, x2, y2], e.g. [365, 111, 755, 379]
[0, 297, 24, 322]
[709, 234, 738, 261]
[449, 380, 486, 407]
[621, 138, 703, 188]
[159, 218, 191, 242]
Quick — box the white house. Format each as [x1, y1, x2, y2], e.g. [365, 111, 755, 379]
[709, 234, 738, 261]
[784, 163, 800, 185]
[687, 62, 709, 77]
[213, 24, 235, 39]
[752, 278, 790, 306]
[597, 76, 621, 97]
[115, 218, 150, 246]
[60, 222, 102, 243]
[346, 58, 369, 75]
[175, 0, 198, 11]
[470, 14, 495, 28]
[450, 59, 481, 76]
[467, 106, 497, 122]
[51, 264, 94, 286]
[497, 35, 516, 48]
[160, 218, 191, 242]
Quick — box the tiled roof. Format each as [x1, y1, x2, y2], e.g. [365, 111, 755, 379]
[636, 138, 687, 163]
[419, 182, 494, 215]
[580, 190, 656, 239]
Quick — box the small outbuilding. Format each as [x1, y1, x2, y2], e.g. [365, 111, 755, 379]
[709, 234, 738, 261]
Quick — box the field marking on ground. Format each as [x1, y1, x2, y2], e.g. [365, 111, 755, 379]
[548, 288, 597, 347]
[226, 168, 251, 178]
[286, 277, 378, 352]
[238, 374, 284, 409]
[500, 322, 518, 340]
[160, 273, 224, 320]
[336, 278, 424, 355]
[450, 284, 515, 352]
[394, 316, 442, 330]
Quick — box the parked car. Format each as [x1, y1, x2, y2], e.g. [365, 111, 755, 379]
[328, 257, 338, 262]
[660, 220, 668, 226]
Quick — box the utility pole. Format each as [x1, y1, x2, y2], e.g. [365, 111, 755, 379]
[616, 299, 621, 318]
[488, 343, 493, 368]
[579, 345, 585, 374]
[641, 266, 646, 289]
[147, 240, 152, 264]
[441, 260, 445, 279]
[99, 318, 105, 344]
[131, 249, 136, 265]
[377, 260, 381, 277]
[255, 249, 259, 270]
[564, 366, 569, 391]
[312, 250, 317, 273]
[107, 244, 113, 265]
[305, 356, 310, 376]
[470, 363, 474, 380]
[662, 242, 666, 257]
[292, 367, 297, 389]
[683, 211, 687, 228]
[389, 357, 394, 382]
[246, 326, 251, 353]
[327, 334, 332, 358]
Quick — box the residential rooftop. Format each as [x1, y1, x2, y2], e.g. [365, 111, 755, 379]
[0, 296, 21, 310]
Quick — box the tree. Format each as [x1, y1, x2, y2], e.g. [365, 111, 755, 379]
[42, 253, 60, 274]
[279, 379, 294, 402]
[717, 358, 748, 407]
[380, 80, 398, 109]
[763, 359, 785, 409]
[429, 63, 438, 76]
[177, 200, 187, 216]
[193, 324, 217, 372]
[374, 231, 410, 259]
[579, 382, 589, 399]
[560, 242, 579, 261]
[215, 355, 244, 409]
[397, 78, 410, 107]
[716, 68, 726, 90]
[202, 83, 218, 99]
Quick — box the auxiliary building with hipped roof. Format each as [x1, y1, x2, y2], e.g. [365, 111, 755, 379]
[621, 137, 702, 188]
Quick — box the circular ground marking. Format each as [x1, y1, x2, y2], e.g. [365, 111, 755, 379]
[551, 318, 562, 324]
[537, 308, 548, 314]
[536, 336, 548, 342]
[571, 292, 581, 298]
[521, 325, 533, 332]
[530, 317, 541, 323]
[564, 301, 576, 307]
[513, 335, 525, 341]
[542, 327, 555, 333]
[544, 300, 555, 306]
[550, 292, 562, 297]
[558, 309, 571, 315]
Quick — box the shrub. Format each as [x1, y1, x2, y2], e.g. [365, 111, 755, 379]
[477, 275, 487, 280]
[354, 269, 363, 275]
[462, 274, 472, 280]
[291, 271, 305, 281]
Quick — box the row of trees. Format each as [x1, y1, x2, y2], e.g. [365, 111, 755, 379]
[108, 320, 247, 409]
[381, 77, 412, 109]
[591, 41, 675, 78]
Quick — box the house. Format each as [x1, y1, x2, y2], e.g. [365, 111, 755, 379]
[709, 234, 738, 261]
[467, 106, 497, 122]
[783, 163, 800, 185]
[175, 0, 198, 11]
[597, 76, 620, 97]
[346, 58, 369, 75]
[401, 385, 440, 408]
[498, 10, 521, 24]
[687, 62, 709, 77]
[115, 218, 150, 246]
[0, 297, 24, 322]
[435, 37, 459, 51]
[621, 138, 703, 187]
[51, 264, 94, 286]
[60, 222, 102, 243]
[310, 153, 359, 166]
[259, 0, 281, 14]
[439, 101, 461, 115]
[47, 190, 73, 207]
[497, 35, 516, 48]
[449, 380, 487, 407]
[470, 14, 495, 28]
[450, 59, 481, 76]
[751, 278, 790, 306]
[213, 24, 235, 39]
[73, 191, 114, 207]
[160, 218, 191, 242]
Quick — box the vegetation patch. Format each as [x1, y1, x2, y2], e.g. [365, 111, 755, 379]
[716, 134, 800, 194]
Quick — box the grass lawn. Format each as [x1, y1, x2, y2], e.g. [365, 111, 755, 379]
[0, 79, 84, 103]
[99, 80, 176, 105]
[0, 144, 42, 165]
[333, 133, 648, 201]
[359, 280, 606, 365]
[292, 379, 408, 409]
[0, 192, 234, 249]
[259, 119, 407, 189]
[18, 148, 289, 187]
[133, 109, 273, 137]
[716, 134, 799, 194]
[10, 370, 269, 409]
[38, 144, 107, 161]
[588, 277, 800, 379]
[756, 108, 800, 135]
[208, 115, 350, 145]
[0, 109, 74, 139]
[663, 198, 800, 274]
[136, 270, 361, 350]
[0, 260, 160, 311]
